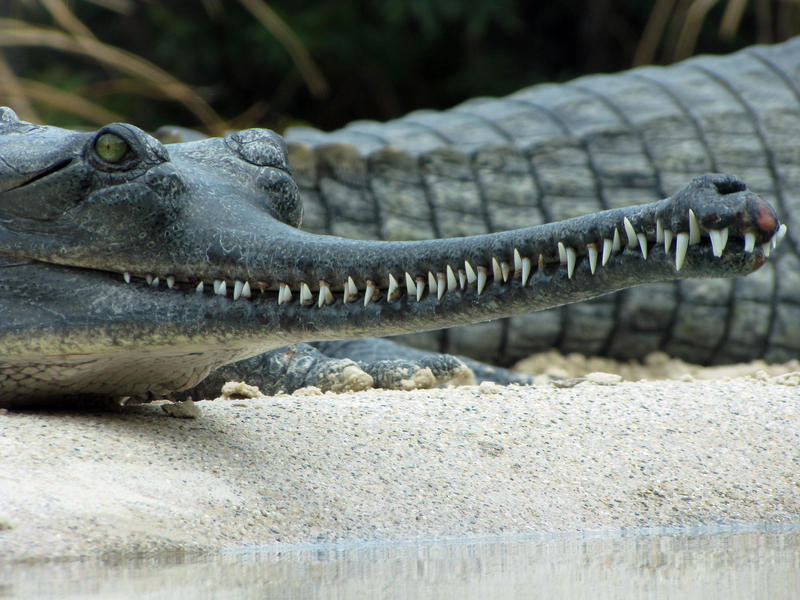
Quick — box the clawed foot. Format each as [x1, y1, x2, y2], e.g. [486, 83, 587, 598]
[183, 339, 537, 398]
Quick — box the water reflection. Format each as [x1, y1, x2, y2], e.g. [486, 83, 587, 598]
[3, 524, 799, 599]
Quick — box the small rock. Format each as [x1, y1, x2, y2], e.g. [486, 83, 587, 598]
[769, 371, 800, 386]
[293, 386, 323, 397]
[478, 440, 504, 457]
[477, 381, 505, 395]
[753, 370, 770, 381]
[552, 377, 586, 388]
[221, 381, 261, 399]
[161, 399, 200, 419]
[584, 372, 622, 385]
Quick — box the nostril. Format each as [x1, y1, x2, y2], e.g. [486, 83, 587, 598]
[226, 129, 289, 169]
[751, 199, 778, 235]
[256, 168, 302, 228]
[713, 176, 747, 195]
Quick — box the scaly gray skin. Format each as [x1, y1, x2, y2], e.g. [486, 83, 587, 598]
[0, 44, 789, 406]
[286, 38, 800, 366]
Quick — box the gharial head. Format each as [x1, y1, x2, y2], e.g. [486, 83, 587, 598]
[0, 106, 303, 275]
[0, 107, 786, 400]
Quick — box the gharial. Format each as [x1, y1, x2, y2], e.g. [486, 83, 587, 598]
[0, 38, 795, 408]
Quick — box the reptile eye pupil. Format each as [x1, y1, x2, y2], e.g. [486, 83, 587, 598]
[95, 132, 128, 163]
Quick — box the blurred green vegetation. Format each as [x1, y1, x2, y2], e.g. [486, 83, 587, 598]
[1, 0, 799, 134]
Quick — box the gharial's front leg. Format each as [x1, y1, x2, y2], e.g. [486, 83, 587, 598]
[179, 338, 539, 399]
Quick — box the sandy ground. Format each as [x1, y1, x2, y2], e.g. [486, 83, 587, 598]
[0, 358, 798, 563]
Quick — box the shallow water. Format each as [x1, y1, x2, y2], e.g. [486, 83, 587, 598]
[3, 524, 799, 599]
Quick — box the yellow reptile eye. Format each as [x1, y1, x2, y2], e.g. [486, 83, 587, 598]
[95, 132, 128, 163]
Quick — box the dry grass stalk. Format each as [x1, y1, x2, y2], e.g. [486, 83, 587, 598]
[237, 0, 329, 97]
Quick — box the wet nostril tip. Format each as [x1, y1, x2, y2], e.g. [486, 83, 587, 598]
[745, 195, 779, 236]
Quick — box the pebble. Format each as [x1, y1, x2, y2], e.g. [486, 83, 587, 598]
[584, 372, 622, 385]
[160, 399, 200, 418]
[293, 386, 323, 396]
[221, 381, 262, 399]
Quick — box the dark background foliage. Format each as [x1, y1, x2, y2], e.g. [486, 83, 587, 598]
[2, 0, 799, 134]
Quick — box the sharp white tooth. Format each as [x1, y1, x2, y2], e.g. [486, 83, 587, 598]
[146, 274, 153, 286]
[588, 244, 598, 273]
[770, 224, 787, 250]
[744, 232, 756, 253]
[166, 276, 175, 289]
[318, 281, 333, 307]
[123, 272, 131, 284]
[521, 257, 531, 285]
[458, 270, 466, 289]
[566, 247, 576, 278]
[241, 281, 251, 298]
[300, 282, 313, 305]
[364, 281, 375, 306]
[664, 229, 674, 253]
[637, 233, 648, 259]
[612, 228, 621, 252]
[624, 217, 637, 248]
[492, 257, 502, 282]
[278, 283, 291, 304]
[762, 241, 772, 257]
[447, 265, 457, 292]
[405, 272, 416, 297]
[656, 219, 664, 244]
[689, 209, 700, 245]
[720, 227, 728, 253]
[387, 274, 399, 300]
[675, 232, 689, 271]
[514, 248, 522, 273]
[437, 272, 446, 300]
[428, 272, 437, 296]
[465, 261, 477, 284]
[195, 281, 204, 293]
[151, 277, 159, 287]
[557, 242, 566, 264]
[709, 229, 725, 258]
[416, 278, 424, 302]
[342, 276, 358, 302]
[477, 266, 488, 294]
[215, 280, 226, 296]
[213, 279, 221, 294]
[233, 280, 244, 300]
[501, 262, 511, 282]
[602, 238, 612, 266]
